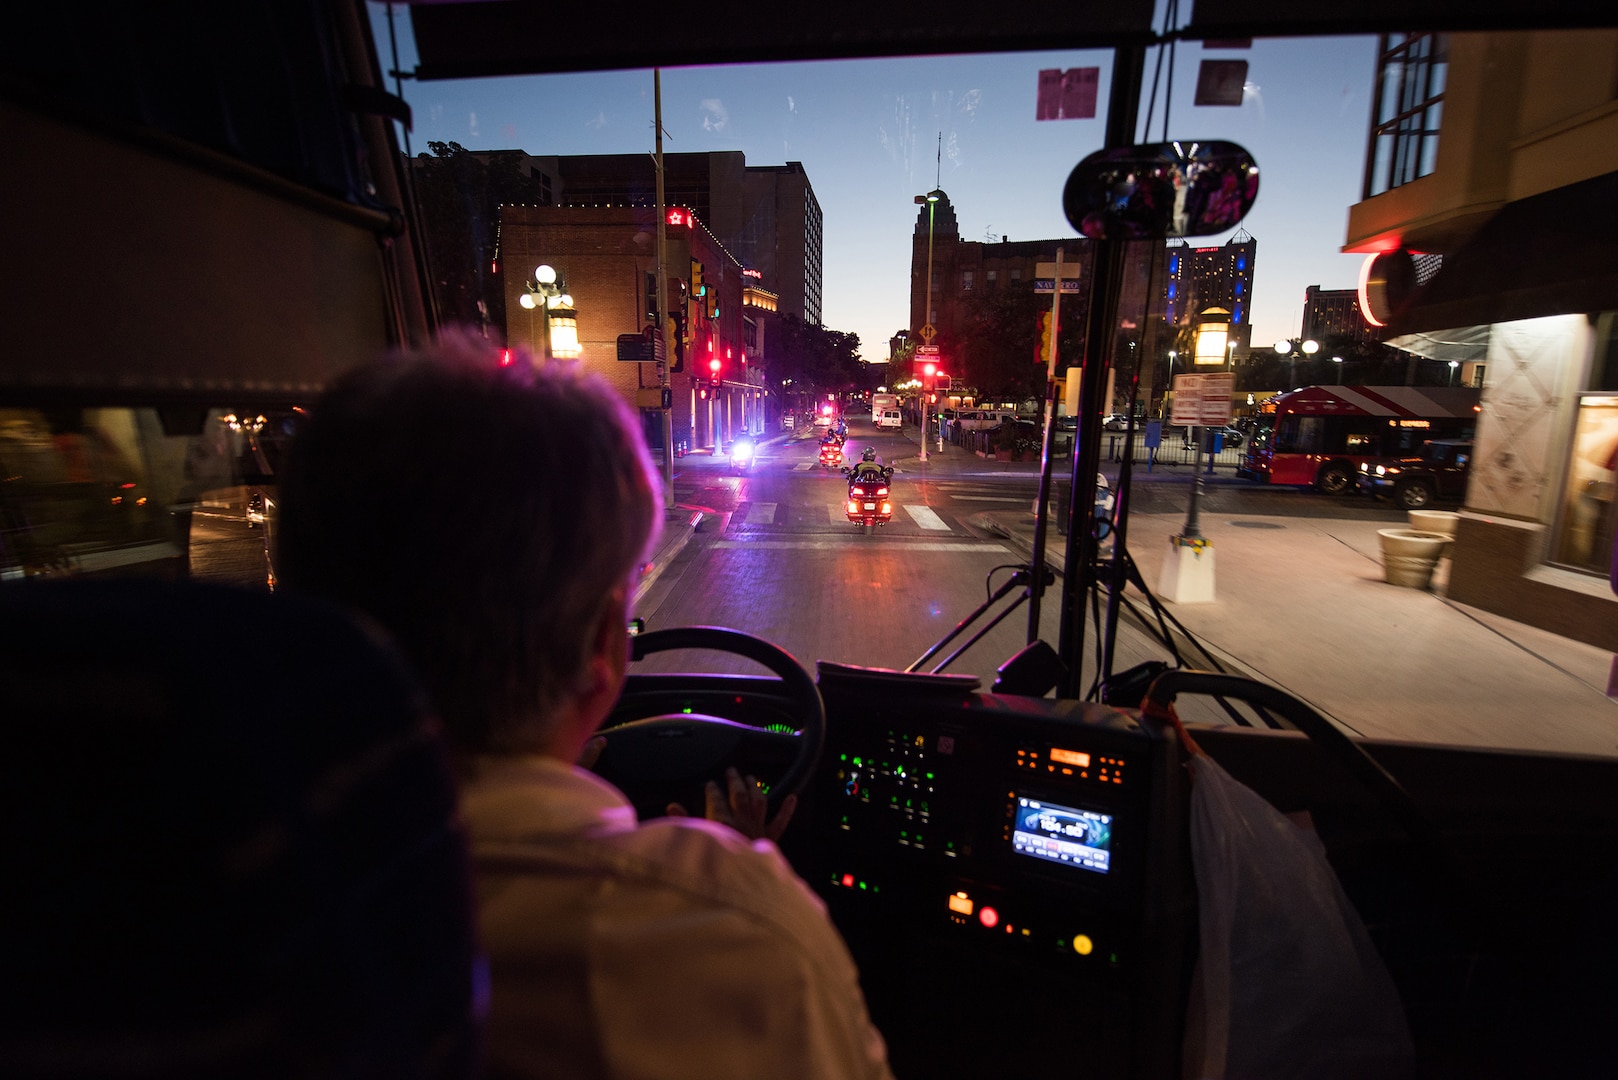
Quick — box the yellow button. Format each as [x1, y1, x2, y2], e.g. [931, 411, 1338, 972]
[1073, 934, 1094, 956]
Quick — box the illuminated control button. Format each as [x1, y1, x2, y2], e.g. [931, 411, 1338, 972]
[842, 873, 855, 888]
[947, 892, 973, 916]
[1073, 934, 1094, 956]
[978, 906, 1000, 929]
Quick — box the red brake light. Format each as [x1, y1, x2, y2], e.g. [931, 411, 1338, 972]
[875, 486, 888, 497]
[851, 486, 865, 497]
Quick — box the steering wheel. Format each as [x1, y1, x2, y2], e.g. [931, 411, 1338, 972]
[591, 627, 825, 822]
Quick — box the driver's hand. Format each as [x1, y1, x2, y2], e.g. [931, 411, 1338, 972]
[667, 767, 797, 843]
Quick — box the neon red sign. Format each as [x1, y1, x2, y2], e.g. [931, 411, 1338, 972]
[666, 207, 693, 227]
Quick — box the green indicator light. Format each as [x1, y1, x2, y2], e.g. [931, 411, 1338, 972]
[852, 757, 863, 766]
[926, 772, 934, 779]
[858, 881, 867, 890]
[682, 707, 693, 714]
[840, 754, 847, 762]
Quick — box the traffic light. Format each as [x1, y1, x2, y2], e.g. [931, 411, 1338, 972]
[705, 287, 719, 320]
[708, 356, 721, 386]
[668, 312, 686, 372]
[1037, 311, 1054, 364]
[690, 260, 706, 298]
[922, 360, 937, 385]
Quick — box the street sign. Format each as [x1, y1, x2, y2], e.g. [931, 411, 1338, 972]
[1169, 372, 1235, 426]
[917, 344, 940, 355]
[616, 333, 655, 362]
[1197, 372, 1235, 425]
[1033, 279, 1083, 294]
[920, 323, 936, 341]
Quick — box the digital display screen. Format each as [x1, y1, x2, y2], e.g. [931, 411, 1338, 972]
[1011, 796, 1112, 874]
[1050, 747, 1091, 768]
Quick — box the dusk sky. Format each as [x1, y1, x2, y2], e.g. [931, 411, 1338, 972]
[369, 6, 1379, 366]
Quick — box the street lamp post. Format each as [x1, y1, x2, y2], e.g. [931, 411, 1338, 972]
[913, 190, 940, 463]
[1159, 311, 1229, 604]
[518, 264, 578, 363]
[1448, 360, 1459, 386]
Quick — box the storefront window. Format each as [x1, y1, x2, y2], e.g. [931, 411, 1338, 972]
[1552, 396, 1618, 575]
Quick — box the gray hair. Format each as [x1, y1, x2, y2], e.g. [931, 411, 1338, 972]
[275, 331, 663, 756]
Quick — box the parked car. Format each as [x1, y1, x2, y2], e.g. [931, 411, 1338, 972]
[876, 408, 902, 430]
[1357, 438, 1472, 509]
[954, 409, 1017, 432]
[1103, 414, 1133, 432]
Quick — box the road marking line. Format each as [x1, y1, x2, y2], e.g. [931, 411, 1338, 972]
[947, 495, 1026, 503]
[712, 540, 1008, 552]
[903, 505, 952, 530]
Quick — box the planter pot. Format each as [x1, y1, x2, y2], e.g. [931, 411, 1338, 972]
[1408, 509, 1460, 539]
[1377, 528, 1454, 588]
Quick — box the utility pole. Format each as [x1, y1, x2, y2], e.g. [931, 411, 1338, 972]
[653, 70, 674, 506]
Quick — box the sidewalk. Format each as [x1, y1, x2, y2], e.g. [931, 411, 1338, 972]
[974, 493, 1618, 759]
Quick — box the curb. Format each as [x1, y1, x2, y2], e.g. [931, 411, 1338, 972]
[634, 509, 703, 608]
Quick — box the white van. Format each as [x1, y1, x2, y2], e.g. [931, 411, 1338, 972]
[955, 409, 1016, 432]
[877, 409, 902, 429]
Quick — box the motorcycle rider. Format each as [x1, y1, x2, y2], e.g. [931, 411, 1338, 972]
[849, 447, 888, 484]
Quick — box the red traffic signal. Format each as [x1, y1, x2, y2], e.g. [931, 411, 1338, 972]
[708, 356, 722, 385]
[922, 361, 937, 379]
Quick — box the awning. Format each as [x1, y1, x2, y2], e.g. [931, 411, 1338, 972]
[1386, 170, 1618, 336]
[1384, 325, 1490, 363]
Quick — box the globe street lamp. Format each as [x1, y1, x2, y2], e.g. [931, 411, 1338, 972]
[1448, 360, 1460, 386]
[518, 264, 580, 363]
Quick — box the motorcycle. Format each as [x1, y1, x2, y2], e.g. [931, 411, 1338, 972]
[730, 435, 758, 474]
[819, 440, 844, 470]
[842, 464, 895, 532]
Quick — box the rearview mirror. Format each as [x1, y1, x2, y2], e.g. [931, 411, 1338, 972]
[1063, 140, 1259, 241]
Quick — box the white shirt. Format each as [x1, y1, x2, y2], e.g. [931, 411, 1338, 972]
[461, 756, 893, 1080]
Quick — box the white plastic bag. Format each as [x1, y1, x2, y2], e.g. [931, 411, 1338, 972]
[1182, 752, 1414, 1080]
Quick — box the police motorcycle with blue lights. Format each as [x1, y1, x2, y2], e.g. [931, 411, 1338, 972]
[729, 434, 759, 475]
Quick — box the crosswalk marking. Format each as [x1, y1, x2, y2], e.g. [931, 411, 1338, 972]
[903, 504, 951, 530]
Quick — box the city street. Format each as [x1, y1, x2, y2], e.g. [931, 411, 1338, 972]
[634, 418, 1412, 685]
[636, 417, 1618, 757]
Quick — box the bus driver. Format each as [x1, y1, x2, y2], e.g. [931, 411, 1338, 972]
[274, 333, 892, 1080]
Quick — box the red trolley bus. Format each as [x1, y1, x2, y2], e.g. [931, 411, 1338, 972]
[1240, 385, 1482, 494]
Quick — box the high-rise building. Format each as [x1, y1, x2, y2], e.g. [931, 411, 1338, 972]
[1300, 285, 1376, 344]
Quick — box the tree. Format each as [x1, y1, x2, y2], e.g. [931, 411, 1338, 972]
[766, 315, 864, 398]
[952, 287, 1089, 401]
[409, 142, 549, 339]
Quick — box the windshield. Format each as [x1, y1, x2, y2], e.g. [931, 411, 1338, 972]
[4, 3, 1614, 762]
